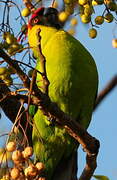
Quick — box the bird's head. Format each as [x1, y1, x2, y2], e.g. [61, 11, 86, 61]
[28, 7, 61, 29]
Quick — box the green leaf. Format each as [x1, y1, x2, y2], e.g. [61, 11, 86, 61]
[93, 175, 110, 180]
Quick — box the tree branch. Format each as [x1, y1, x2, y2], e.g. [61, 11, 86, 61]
[36, 29, 50, 94]
[79, 154, 97, 180]
[94, 75, 117, 110]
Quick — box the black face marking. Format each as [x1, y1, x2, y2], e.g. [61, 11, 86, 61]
[29, 7, 61, 29]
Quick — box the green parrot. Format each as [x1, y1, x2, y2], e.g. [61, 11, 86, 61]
[27, 7, 98, 180]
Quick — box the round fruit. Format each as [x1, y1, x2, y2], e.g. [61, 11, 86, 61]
[64, 0, 71, 3]
[95, 16, 104, 25]
[5, 77, 13, 86]
[21, 7, 31, 17]
[6, 141, 16, 152]
[10, 168, 20, 180]
[38, 177, 46, 180]
[0, 67, 8, 75]
[84, 5, 93, 15]
[104, 0, 111, 4]
[53, 1, 58, 8]
[104, 13, 113, 23]
[108, 2, 117, 11]
[70, 18, 78, 26]
[12, 150, 23, 161]
[36, 162, 45, 172]
[78, 0, 88, 6]
[24, 164, 37, 177]
[2, 32, 10, 40]
[89, 28, 97, 38]
[11, 43, 19, 51]
[58, 11, 68, 22]
[112, 39, 117, 48]
[92, 0, 104, 5]
[81, 14, 91, 23]
[22, 146, 33, 159]
[6, 34, 15, 44]
[2, 174, 10, 180]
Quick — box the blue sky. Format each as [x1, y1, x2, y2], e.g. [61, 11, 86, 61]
[0, 1, 117, 180]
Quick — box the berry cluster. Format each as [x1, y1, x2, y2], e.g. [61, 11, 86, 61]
[0, 142, 45, 180]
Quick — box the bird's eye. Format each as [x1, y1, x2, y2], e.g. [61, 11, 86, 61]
[33, 18, 39, 24]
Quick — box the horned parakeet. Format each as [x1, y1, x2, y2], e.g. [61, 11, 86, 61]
[28, 7, 98, 180]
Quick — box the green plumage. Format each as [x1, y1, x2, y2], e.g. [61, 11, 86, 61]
[28, 25, 98, 179]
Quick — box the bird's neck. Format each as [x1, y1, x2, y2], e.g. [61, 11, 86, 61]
[28, 25, 59, 51]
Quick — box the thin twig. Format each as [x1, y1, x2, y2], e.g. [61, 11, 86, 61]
[0, 79, 32, 146]
[94, 75, 117, 110]
[27, 69, 37, 111]
[23, 0, 35, 12]
[36, 29, 50, 94]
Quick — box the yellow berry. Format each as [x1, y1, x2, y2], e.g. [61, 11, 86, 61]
[4, 76, 13, 86]
[95, 16, 104, 25]
[36, 162, 45, 172]
[21, 7, 31, 17]
[70, 18, 78, 26]
[12, 150, 23, 162]
[92, 0, 104, 5]
[81, 14, 91, 23]
[38, 177, 46, 180]
[108, 2, 117, 11]
[112, 39, 117, 48]
[104, 13, 113, 23]
[0, 67, 8, 75]
[52, 1, 58, 8]
[78, 0, 88, 5]
[24, 164, 37, 177]
[2, 174, 10, 180]
[104, 0, 111, 4]
[64, 0, 71, 3]
[89, 28, 97, 38]
[58, 11, 68, 22]
[84, 5, 93, 15]
[5, 34, 16, 45]
[11, 43, 20, 51]
[10, 168, 20, 180]
[6, 142, 16, 152]
[22, 146, 33, 159]
[2, 32, 10, 40]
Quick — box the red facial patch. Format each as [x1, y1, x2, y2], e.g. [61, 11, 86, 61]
[28, 7, 44, 27]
